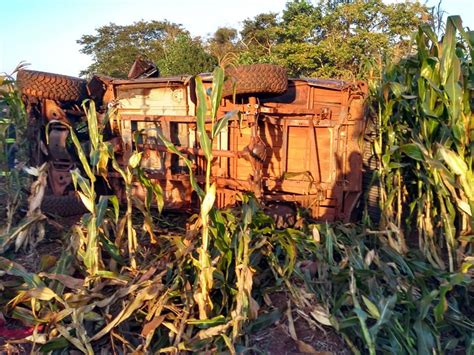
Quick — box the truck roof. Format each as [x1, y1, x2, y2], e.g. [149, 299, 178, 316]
[110, 75, 355, 91]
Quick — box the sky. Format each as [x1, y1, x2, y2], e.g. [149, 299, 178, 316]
[1, 0, 473, 77]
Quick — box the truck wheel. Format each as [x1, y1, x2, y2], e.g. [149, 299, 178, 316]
[41, 194, 87, 217]
[361, 120, 381, 224]
[17, 70, 87, 103]
[223, 64, 288, 97]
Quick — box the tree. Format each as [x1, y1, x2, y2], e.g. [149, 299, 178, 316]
[238, 13, 280, 64]
[208, 27, 239, 64]
[238, 0, 431, 79]
[157, 34, 216, 76]
[78, 21, 215, 78]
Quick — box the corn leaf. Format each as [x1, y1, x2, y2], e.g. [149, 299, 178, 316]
[195, 76, 212, 161]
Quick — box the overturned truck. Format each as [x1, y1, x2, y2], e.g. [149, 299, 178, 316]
[17, 63, 369, 222]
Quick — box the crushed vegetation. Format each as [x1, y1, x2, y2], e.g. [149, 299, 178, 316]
[0, 15, 472, 355]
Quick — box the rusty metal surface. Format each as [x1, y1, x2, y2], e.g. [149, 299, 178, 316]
[23, 65, 368, 222]
[127, 58, 160, 79]
[303, 78, 353, 89]
[111, 75, 193, 85]
[108, 75, 367, 221]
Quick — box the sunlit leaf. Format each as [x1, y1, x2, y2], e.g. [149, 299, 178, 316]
[210, 67, 225, 122]
[195, 76, 212, 161]
[399, 144, 424, 161]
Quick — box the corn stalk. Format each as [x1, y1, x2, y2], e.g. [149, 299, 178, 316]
[60, 101, 118, 276]
[0, 68, 28, 234]
[375, 16, 474, 271]
[157, 67, 237, 321]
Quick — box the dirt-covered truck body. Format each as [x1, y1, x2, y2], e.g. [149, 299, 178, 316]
[17, 64, 368, 221]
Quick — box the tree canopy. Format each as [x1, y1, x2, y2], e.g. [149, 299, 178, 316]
[77, 20, 215, 78]
[77, 0, 431, 80]
[238, 0, 430, 79]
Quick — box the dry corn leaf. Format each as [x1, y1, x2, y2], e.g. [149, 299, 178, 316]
[193, 322, 231, 340]
[25, 287, 61, 302]
[310, 305, 332, 326]
[38, 273, 84, 290]
[141, 314, 166, 337]
[91, 284, 161, 341]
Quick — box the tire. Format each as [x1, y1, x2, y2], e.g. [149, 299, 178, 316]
[264, 203, 297, 229]
[17, 70, 87, 102]
[361, 119, 381, 223]
[223, 64, 288, 97]
[41, 194, 87, 217]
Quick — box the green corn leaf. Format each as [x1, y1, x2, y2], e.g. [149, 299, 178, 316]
[136, 168, 164, 213]
[445, 57, 463, 124]
[157, 131, 204, 198]
[70, 169, 92, 199]
[49, 252, 74, 296]
[128, 151, 142, 168]
[83, 100, 99, 151]
[195, 76, 212, 161]
[187, 315, 226, 329]
[84, 217, 99, 273]
[201, 183, 216, 219]
[111, 155, 128, 183]
[438, 146, 468, 175]
[68, 125, 95, 182]
[419, 24, 439, 51]
[362, 295, 380, 319]
[40, 336, 69, 353]
[389, 82, 406, 98]
[109, 195, 120, 223]
[440, 16, 457, 86]
[245, 310, 281, 333]
[369, 295, 396, 338]
[350, 268, 375, 355]
[210, 67, 225, 122]
[434, 273, 467, 323]
[77, 191, 95, 214]
[11, 307, 41, 326]
[96, 195, 110, 227]
[414, 320, 435, 355]
[0, 256, 44, 287]
[212, 110, 237, 139]
[99, 235, 125, 265]
[449, 16, 473, 51]
[97, 143, 110, 181]
[400, 144, 424, 161]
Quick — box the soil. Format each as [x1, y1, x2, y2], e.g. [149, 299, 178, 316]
[249, 323, 348, 355]
[248, 292, 349, 355]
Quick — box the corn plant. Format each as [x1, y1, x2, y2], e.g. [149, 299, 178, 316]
[0, 67, 47, 252]
[54, 101, 120, 276]
[0, 163, 48, 252]
[0, 68, 28, 233]
[1, 18, 473, 354]
[158, 67, 237, 320]
[374, 16, 474, 271]
[109, 149, 142, 270]
[288, 223, 474, 354]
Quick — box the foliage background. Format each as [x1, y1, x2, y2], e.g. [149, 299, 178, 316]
[77, 0, 431, 79]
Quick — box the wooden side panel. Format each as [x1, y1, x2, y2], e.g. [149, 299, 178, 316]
[116, 86, 194, 116]
[314, 127, 334, 184]
[261, 122, 284, 178]
[235, 126, 253, 180]
[286, 127, 309, 173]
[112, 78, 367, 222]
